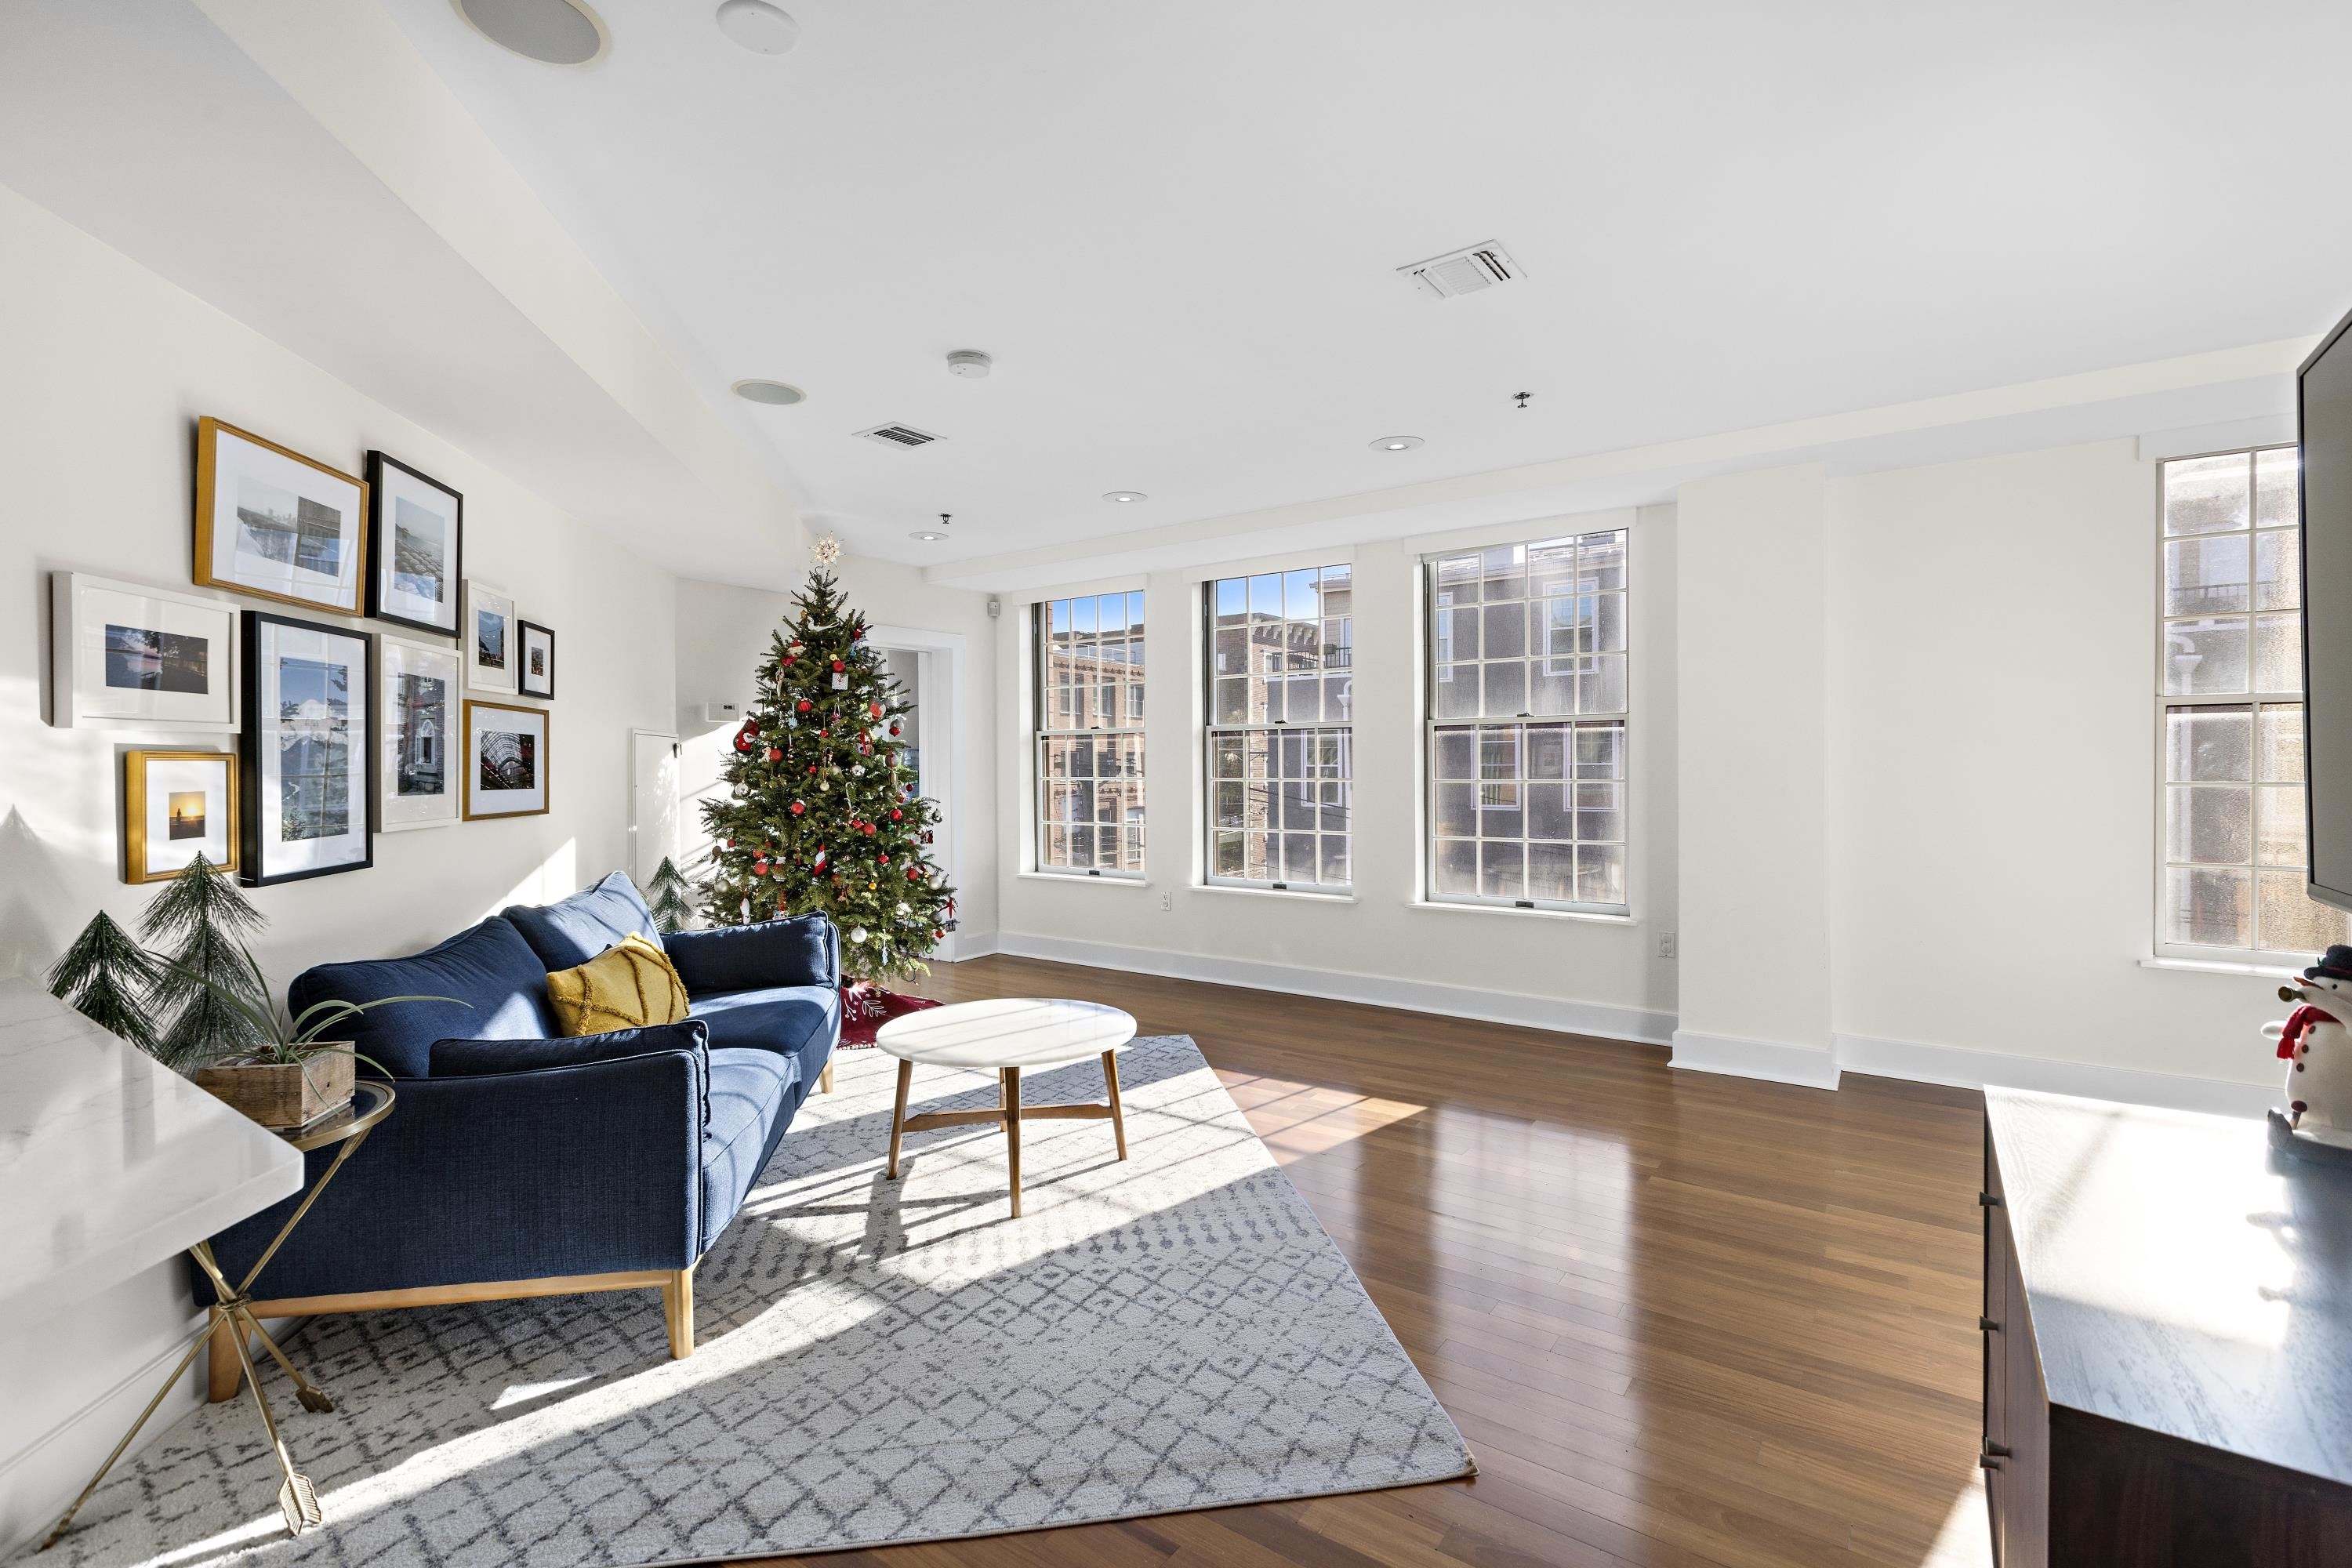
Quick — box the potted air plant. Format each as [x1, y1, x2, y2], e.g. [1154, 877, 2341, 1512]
[168, 946, 458, 1130]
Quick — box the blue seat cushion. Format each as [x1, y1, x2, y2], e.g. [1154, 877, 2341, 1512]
[502, 871, 662, 974]
[663, 915, 837, 996]
[289, 917, 556, 1080]
[689, 984, 839, 1091]
[699, 1047, 799, 1251]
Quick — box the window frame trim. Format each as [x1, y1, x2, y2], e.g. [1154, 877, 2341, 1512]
[1033, 594, 1147, 883]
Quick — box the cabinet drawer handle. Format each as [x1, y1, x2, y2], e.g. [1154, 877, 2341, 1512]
[1979, 1316, 2000, 1332]
[1978, 1191, 2003, 1207]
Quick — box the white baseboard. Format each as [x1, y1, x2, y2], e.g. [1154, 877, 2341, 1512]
[1670, 1030, 1842, 1091]
[989, 930, 1675, 1046]
[942, 931, 1000, 962]
[1835, 1032, 2278, 1119]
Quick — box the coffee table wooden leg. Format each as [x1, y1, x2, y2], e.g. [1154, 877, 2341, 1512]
[1102, 1050, 1128, 1160]
[886, 1058, 913, 1179]
[1004, 1066, 1023, 1218]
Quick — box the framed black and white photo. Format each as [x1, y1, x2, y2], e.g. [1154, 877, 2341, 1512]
[123, 750, 238, 884]
[49, 572, 239, 731]
[364, 452, 463, 638]
[195, 417, 367, 615]
[465, 580, 516, 694]
[240, 612, 373, 885]
[378, 634, 462, 832]
[464, 699, 549, 820]
[518, 619, 556, 699]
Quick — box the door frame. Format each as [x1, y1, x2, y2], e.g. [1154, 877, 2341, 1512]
[865, 624, 967, 961]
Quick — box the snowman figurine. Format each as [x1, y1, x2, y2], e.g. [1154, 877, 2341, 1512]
[2269, 944, 2352, 1150]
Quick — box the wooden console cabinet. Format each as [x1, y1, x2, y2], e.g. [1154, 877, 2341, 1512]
[1983, 1090, 2352, 1566]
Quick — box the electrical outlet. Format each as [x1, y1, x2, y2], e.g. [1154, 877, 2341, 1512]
[1657, 931, 1677, 960]
[1160, 891, 1172, 913]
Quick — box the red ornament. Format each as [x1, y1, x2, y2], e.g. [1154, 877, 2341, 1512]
[890, 808, 902, 821]
[906, 866, 923, 880]
[862, 822, 876, 836]
[789, 800, 805, 815]
[797, 699, 812, 713]
[869, 702, 883, 718]
[725, 837, 736, 848]
[765, 746, 782, 761]
[752, 859, 769, 877]
[933, 928, 946, 940]
[807, 765, 818, 775]
[889, 724, 901, 737]
[832, 659, 845, 673]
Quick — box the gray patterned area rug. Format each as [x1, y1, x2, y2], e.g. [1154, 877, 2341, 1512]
[39, 1034, 1472, 1566]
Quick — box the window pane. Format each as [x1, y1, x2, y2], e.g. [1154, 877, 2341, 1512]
[2164, 452, 2249, 535]
[1214, 578, 1246, 619]
[1435, 664, 1480, 718]
[2259, 704, 2305, 782]
[2261, 869, 2350, 952]
[2256, 529, 2300, 612]
[1529, 665, 1575, 717]
[2168, 865, 2252, 947]
[1287, 673, 1323, 722]
[1214, 831, 1245, 877]
[1528, 782, 1571, 840]
[1214, 626, 1247, 674]
[1323, 673, 1353, 720]
[1435, 554, 1479, 604]
[1044, 826, 1069, 867]
[1439, 606, 1479, 662]
[1128, 590, 1146, 638]
[1594, 593, 1627, 655]
[1576, 724, 1624, 779]
[1479, 789, 1523, 840]
[1283, 568, 1317, 620]
[1323, 618, 1352, 666]
[1072, 597, 1097, 635]
[1580, 532, 1627, 590]
[1483, 659, 1526, 717]
[1317, 564, 1352, 618]
[1214, 677, 1248, 724]
[2256, 613, 2302, 694]
[1434, 838, 1479, 895]
[2162, 617, 2249, 695]
[1577, 781, 1624, 842]
[1527, 843, 1575, 901]
[2165, 706, 2251, 782]
[1526, 723, 1568, 780]
[1319, 835, 1349, 886]
[2167, 785, 2252, 863]
[1436, 729, 1475, 779]
[1480, 841, 1524, 898]
[1581, 654, 1628, 714]
[1482, 546, 1525, 602]
[2259, 784, 2308, 867]
[2164, 535, 2249, 615]
[1435, 782, 1478, 837]
[1483, 602, 1526, 659]
[1249, 573, 1281, 619]
[2256, 448, 2300, 529]
[1528, 539, 1575, 597]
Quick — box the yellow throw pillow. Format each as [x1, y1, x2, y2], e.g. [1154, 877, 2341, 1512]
[546, 932, 691, 1036]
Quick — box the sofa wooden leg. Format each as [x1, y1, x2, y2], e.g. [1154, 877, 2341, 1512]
[819, 1060, 835, 1094]
[663, 1267, 695, 1359]
[206, 1311, 242, 1403]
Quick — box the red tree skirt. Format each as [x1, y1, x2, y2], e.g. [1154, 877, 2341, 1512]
[837, 979, 941, 1048]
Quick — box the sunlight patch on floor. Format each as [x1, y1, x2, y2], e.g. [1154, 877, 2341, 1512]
[1215, 1070, 1427, 1164]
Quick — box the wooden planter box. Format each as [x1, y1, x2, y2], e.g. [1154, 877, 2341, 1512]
[194, 1050, 355, 1131]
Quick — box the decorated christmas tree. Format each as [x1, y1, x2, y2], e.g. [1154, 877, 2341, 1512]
[698, 571, 954, 982]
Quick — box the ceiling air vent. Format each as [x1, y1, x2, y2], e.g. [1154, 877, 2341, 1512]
[855, 423, 942, 449]
[1396, 241, 1523, 299]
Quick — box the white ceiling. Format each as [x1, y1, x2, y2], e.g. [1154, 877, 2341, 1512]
[373, 0, 2352, 568]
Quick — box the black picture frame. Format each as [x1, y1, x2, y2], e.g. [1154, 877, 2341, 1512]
[239, 609, 376, 887]
[363, 451, 464, 640]
[517, 619, 557, 699]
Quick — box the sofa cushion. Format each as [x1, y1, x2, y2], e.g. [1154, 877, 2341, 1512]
[688, 984, 839, 1091]
[546, 934, 691, 1036]
[502, 871, 662, 974]
[699, 1047, 800, 1252]
[428, 1020, 710, 1126]
[663, 915, 837, 996]
[289, 917, 555, 1080]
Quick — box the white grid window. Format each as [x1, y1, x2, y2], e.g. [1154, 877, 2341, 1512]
[2158, 448, 2347, 955]
[1426, 531, 1628, 912]
[1206, 565, 1352, 891]
[1036, 591, 1145, 877]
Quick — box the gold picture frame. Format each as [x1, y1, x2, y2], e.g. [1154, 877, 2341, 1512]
[463, 699, 550, 821]
[125, 749, 239, 884]
[194, 416, 369, 615]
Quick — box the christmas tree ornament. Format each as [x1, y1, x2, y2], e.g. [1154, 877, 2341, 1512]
[789, 800, 805, 815]
[849, 927, 868, 945]
[797, 699, 812, 712]
[851, 764, 866, 777]
[890, 808, 903, 821]
[765, 746, 782, 761]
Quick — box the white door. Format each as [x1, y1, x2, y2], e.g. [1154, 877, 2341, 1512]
[630, 729, 681, 887]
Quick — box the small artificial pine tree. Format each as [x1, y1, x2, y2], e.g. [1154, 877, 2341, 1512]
[647, 855, 695, 935]
[45, 910, 164, 1054]
[698, 571, 954, 982]
[140, 851, 269, 1069]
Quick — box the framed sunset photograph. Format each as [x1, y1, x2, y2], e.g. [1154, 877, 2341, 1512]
[122, 750, 238, 883]
[464, 699, 549, 820]
[194, 417, 367, 615]
[365, 451, 463, 638]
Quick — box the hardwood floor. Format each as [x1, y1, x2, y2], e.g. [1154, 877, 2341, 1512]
[744, 955, 1991, 1568]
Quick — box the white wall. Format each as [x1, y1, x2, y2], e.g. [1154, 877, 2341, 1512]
[989, 509, 1680, 1042]
[0, 187, 680, 1550]
[673, 559, 1000, 950]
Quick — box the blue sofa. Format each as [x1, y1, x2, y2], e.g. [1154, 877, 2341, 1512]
[198, 872, 839, 1400]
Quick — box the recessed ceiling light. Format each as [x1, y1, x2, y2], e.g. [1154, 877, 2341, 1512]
[731, 379, 804, 405]
[715, 0, 797, 53]
[1371, 435, 1425, 452]
[455, 0, 608, 66]
[909, 530, 948, 543]
[1102, 492, 1147, 504]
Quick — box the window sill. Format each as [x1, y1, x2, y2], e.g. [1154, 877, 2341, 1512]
[1016, 869, 1149, 887]
[2139, 955, 2300, 981]
[1406, 899, 1637, 926]
[1196, 883, 1356, 905]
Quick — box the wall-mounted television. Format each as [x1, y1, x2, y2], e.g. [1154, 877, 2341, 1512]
[2300, 307, 2352, 912]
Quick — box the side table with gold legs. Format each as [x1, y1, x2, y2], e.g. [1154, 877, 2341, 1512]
[39, 1081, 396, 1551]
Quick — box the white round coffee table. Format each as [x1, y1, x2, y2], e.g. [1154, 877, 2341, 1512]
[876, 998, 1137, 1218]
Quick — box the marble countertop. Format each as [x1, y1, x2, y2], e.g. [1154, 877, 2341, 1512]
[0, 978, 303, 1330]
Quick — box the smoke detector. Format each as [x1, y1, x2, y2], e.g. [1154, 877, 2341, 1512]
[455, 0, 608, 65]
[946, 350, 993, 379]
[1396, 241, 1523, 299]
[855, 423, 942, 449]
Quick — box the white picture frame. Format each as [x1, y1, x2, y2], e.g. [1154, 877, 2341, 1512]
[465, 580, 516, 694]
[464, 699, 550, 819]
[49, 572, 240, 731]
[378, 634, 463, 832]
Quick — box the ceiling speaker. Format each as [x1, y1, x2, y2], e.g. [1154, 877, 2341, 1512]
[455, 0, 606, 67]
